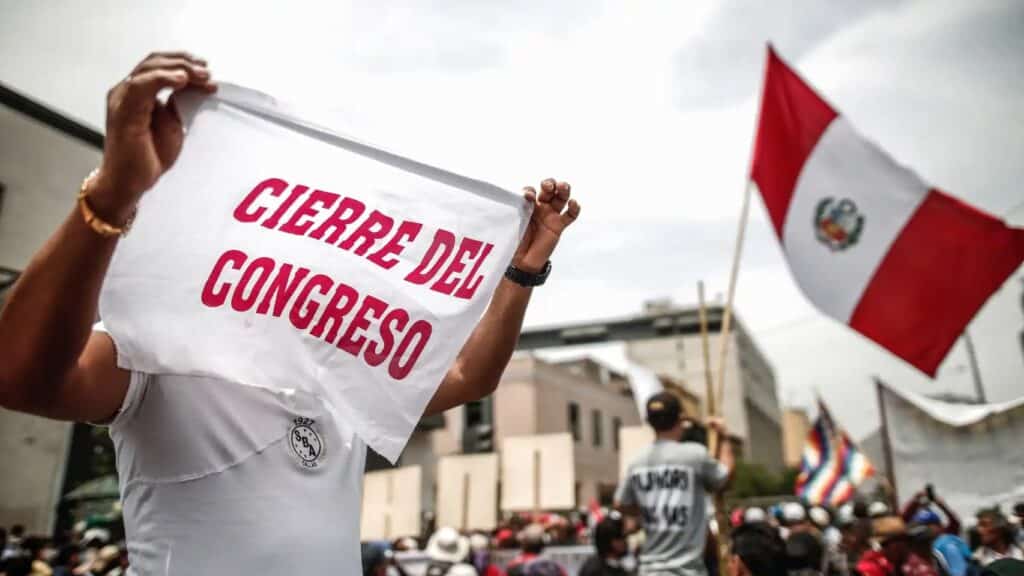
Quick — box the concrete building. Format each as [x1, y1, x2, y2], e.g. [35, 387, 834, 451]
[782, 408, 811, 469]
[497, 356, 645, 505]
[389, 354, 644, 512]
[624, 302, 785, 471]
[0, 83, 104, 532]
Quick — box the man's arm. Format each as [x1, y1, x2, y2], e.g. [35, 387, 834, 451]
[901, 490, 925, 523]
[0, 52, 215, 421]
[707, 417, 735, 491]
[425, 179, 579, 415]
[933, 495, 962, 535]
[424, 278, 532, 413]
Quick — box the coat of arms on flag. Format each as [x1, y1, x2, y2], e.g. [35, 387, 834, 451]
[795, 400, 875, 507]
[814, 197, 864, 251]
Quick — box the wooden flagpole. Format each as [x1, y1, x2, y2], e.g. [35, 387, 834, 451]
[714, 181, 754, 422]
[710, 179, 754, 576]
[699, 281, 730, 576]
[711, 49, 768, 575]
[697, 282, 717, 438]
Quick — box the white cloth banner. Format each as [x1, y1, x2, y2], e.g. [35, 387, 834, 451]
[99, 84, 530, 462]
[879, 381, 1024, 521]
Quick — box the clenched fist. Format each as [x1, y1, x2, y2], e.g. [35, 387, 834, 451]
[513, 178, 581, 274]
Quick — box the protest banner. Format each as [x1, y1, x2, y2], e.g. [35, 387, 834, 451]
[500, 433, 574, 511]
[98, 84, 531, 462]
[362, 466, 422, 540]
[877, 380, 1024, 521]
[436, 453, 499, 531]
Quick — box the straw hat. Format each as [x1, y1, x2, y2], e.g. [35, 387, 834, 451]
[871, 516, 907, 542]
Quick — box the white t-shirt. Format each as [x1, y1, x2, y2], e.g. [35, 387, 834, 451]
[973, 543, 1024, 565]
[104, 344, 367, 575]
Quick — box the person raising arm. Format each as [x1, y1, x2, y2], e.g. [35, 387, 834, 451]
[614, 393, 734, 576]
[0, 51, 580, 424]
[0, 52, 580, 575]
[0, 52, 216, 422]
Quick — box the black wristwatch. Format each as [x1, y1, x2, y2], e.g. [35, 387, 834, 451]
[504, 261, 552, 287]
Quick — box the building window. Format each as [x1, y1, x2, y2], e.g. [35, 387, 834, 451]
[568, 403, 580, 442]
[462, 397, 494, 453]
[592, 409, 603, 447]
[612, 417, 622, 451]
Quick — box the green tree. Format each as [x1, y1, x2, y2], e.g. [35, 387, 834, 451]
[728, 461, 799, 499]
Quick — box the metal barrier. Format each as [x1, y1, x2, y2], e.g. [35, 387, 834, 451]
[395, 545, 596, 576]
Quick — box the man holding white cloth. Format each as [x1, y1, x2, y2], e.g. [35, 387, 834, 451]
[0, 52, 580, 575]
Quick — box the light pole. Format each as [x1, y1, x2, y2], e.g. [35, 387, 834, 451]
[962, 330, 986, 404]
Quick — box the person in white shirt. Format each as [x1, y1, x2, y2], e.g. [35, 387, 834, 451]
[0, 52, 580, 575]
[973, 509, 1024, 566]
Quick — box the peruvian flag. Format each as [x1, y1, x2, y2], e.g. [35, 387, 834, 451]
[751, 46, 1024, 376]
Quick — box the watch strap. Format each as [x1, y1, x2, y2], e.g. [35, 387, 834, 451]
[504, 261, 551, 287]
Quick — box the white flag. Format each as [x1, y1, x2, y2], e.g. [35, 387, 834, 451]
[99, 84, 530, 462]
[626, 362, 663, 419]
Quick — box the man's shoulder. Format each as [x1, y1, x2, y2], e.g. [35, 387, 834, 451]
[933, 533, 968, 550]
[673, 441, 711, 455]
[628, 441, 710, 470]
[657, 441, 711, 462]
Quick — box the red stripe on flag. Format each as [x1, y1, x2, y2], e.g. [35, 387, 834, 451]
[750, 46, 838, 239]
[816, 422, 846, 505]
[795, 429, 823, 494]
[850, 190, 1024, 376]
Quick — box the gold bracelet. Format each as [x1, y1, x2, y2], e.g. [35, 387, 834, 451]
[77, 169, 135, 238]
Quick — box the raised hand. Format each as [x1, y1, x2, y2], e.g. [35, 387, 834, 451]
[89, 52, 216, 223]
[513, 178, 581, 274]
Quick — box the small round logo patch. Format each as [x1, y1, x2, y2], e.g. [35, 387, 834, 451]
[289, 417, 325, 469]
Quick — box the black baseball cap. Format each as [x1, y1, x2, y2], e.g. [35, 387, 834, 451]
[646, 392, 682, 431]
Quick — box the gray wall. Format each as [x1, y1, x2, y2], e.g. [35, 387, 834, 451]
[0, 100, 102, 532]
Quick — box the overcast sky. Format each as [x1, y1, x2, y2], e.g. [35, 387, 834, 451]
[2, 0, 1022, 439]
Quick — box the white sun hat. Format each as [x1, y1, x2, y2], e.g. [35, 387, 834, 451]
[426, 527, 470, 564]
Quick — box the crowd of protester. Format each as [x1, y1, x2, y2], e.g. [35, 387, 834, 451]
[360, 491, 1024, 576]
[3, 489, 1022, 576]
[0, 523, 128, 576]
[722, 492, 1024, 576]
[362, 393, 1024, 576]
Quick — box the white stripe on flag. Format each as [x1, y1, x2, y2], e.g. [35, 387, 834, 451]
[781, 117, 929, 322]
